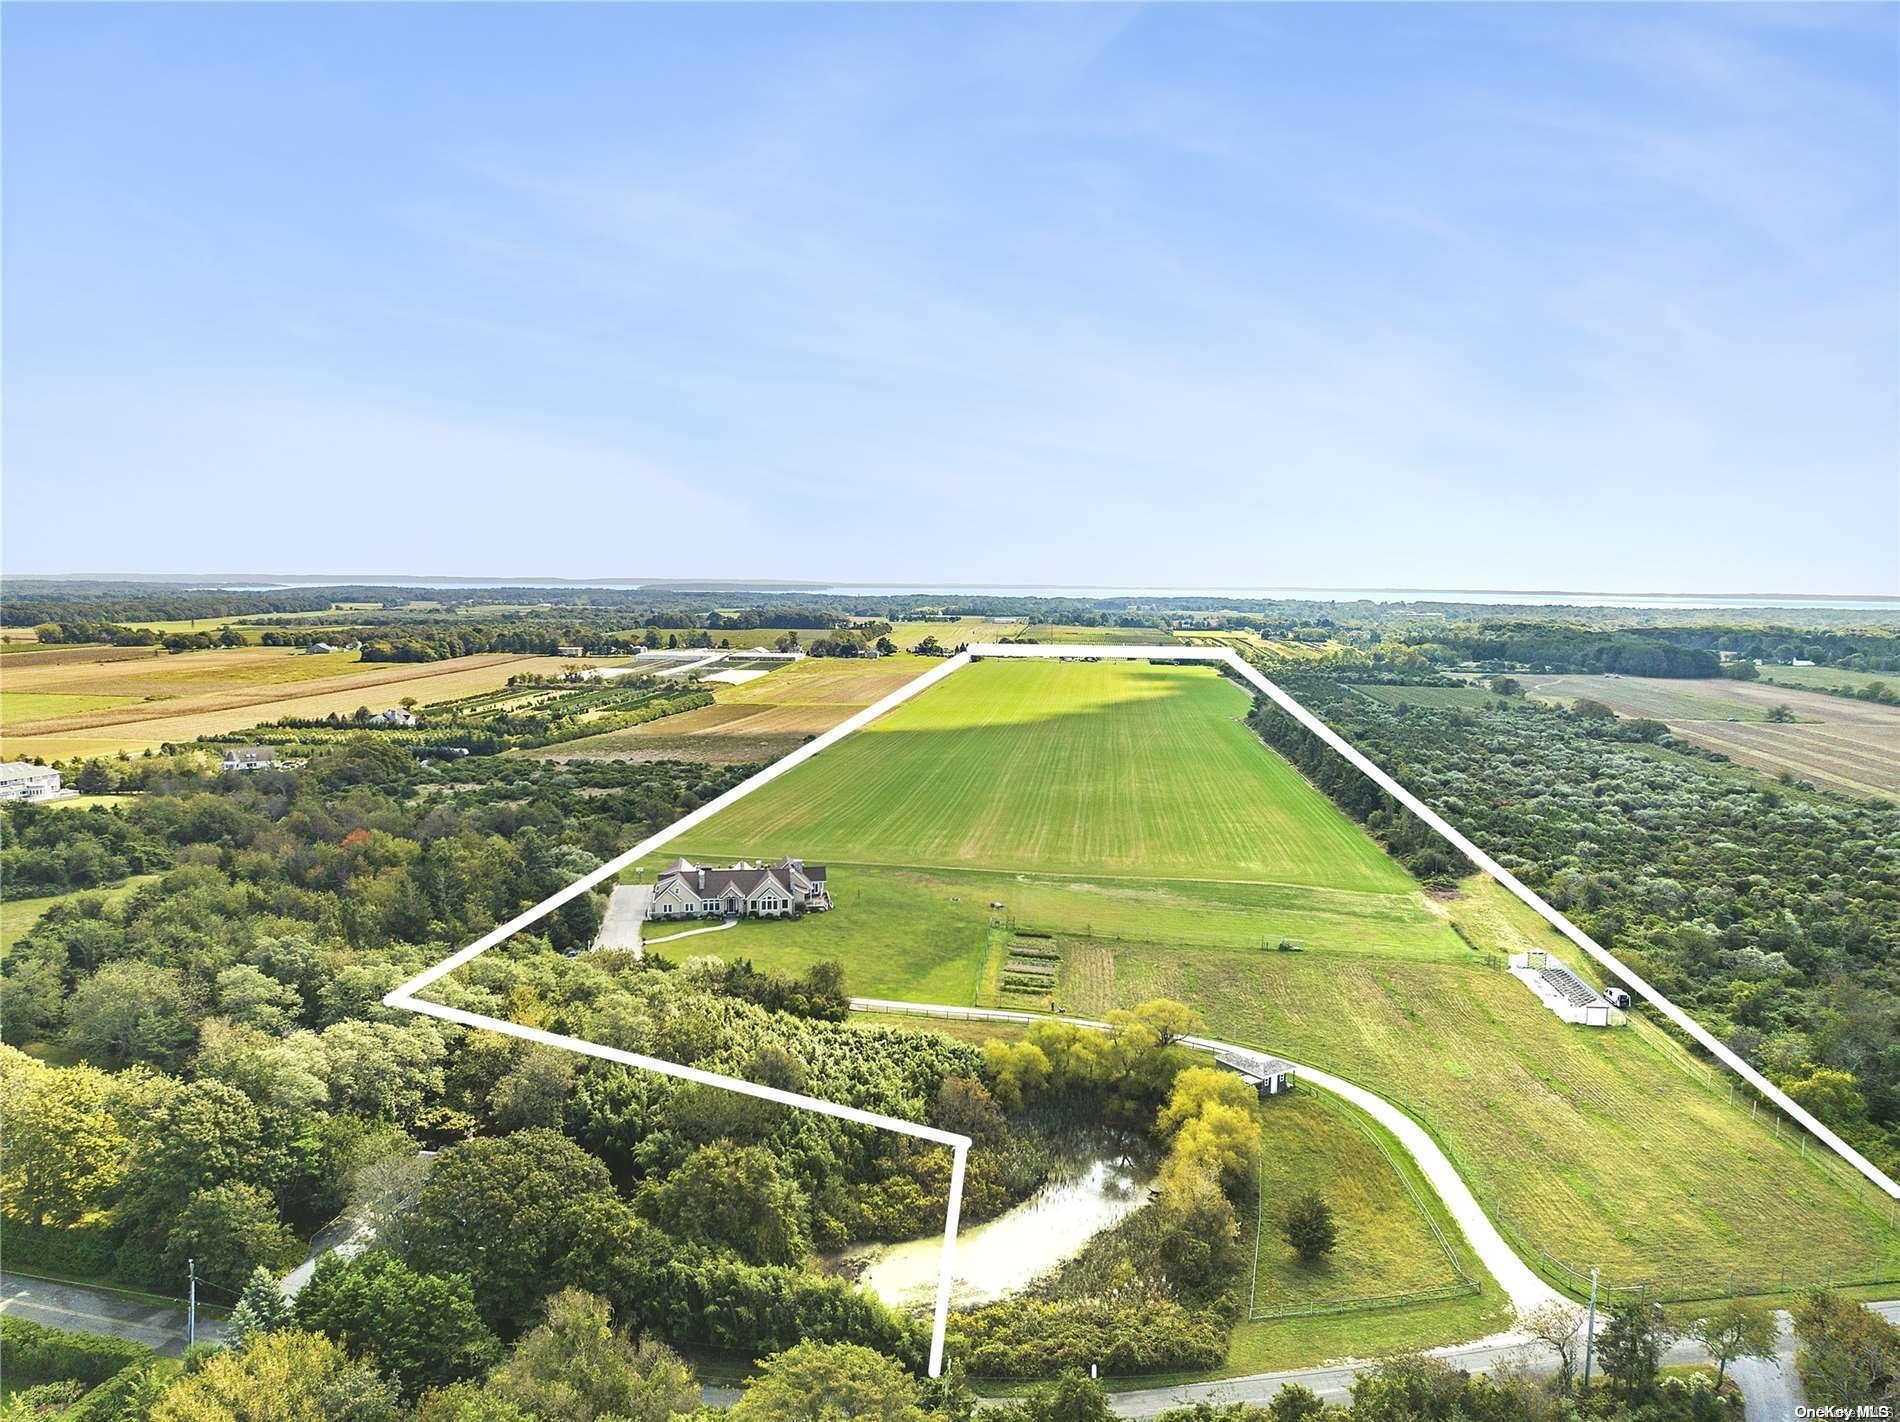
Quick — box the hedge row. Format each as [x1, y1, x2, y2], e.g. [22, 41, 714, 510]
[1, 1316, 153, 1385]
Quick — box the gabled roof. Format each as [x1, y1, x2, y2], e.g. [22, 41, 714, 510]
[0, 762, 57, 784]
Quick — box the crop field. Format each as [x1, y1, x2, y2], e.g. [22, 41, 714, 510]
[549, 655, 938, 763]
[1522, 674, 1900, 796]
[661, 660, 1416, 888]
[1755, 665, 1897, 694]
[1, 648, 587, 760]
[884, 618, 1031, 646]
[1022, 624, 1176, 644]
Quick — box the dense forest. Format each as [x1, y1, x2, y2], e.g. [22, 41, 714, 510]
[1247, 676, 1900, 1177]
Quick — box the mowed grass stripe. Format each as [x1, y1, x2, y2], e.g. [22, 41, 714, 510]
[672, 660, 1414, 893]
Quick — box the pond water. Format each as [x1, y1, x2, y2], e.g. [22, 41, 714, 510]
[840, 1154, 1153, 1311]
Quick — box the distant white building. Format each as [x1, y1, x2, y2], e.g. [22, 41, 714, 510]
[1792, 659, 1816, 668]
[367, 707, 418, 727]
[648, 857, 832, 920]
[221, 746, 276, 773]
[0, 762, 63, 801]
[304, 642, 336, 655]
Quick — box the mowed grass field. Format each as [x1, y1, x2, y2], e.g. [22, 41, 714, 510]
[1111, 878, 1900, 1291]
[1, 647, 589, 759]
[1522, 673, 1900, 797]
[663, 660, 1415, 889]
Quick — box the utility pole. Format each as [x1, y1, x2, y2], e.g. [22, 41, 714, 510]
[186, 1257, 198, 1348]
[1580, 1266, 1600, 1391]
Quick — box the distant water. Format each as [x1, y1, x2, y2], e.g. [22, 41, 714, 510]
[815, 585, 1899, 610]
[192, 578, 1894, 611]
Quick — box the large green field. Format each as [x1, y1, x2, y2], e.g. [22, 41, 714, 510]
[634, 655, 1900, 1308]
[662, 659, 1413, 891]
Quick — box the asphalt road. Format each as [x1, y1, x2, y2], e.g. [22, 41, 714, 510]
[0, 1271, 225, 1357]
[1106, 1301, 1900, 1422]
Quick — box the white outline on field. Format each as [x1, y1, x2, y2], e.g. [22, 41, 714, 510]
[386, 641, 1896, 1376]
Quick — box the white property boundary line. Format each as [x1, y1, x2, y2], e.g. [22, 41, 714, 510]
[970, 643, 1899, 1202]
[386, 641, 1895, 1373]
[386, 652, 979, 1376]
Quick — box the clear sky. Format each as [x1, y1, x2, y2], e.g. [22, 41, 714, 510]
[4, 3, 1896, 593]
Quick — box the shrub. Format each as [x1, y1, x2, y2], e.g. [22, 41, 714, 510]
[0, 1316, 152, 1385]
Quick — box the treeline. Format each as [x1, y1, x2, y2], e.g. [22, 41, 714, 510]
[1393, 621, 1900, 675]
[1250, 677, 1900, 1177]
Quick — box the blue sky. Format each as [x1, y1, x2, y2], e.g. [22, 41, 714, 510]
[5, 4, 1896, 593]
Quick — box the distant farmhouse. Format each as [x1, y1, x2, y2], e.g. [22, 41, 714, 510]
[0, 762, 63, 801]
[221, 746, 276, 773]
[367, 707, 418, 727]
[1214, 1047, 1297, 1098]
[648, 857, 831, 920]
[304, 642, 336, 655]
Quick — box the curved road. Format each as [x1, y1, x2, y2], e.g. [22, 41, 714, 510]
[853, 999, 1561, 1318]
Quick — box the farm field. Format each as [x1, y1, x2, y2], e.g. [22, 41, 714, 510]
[659, 659, 1416, 888]
[625, 655, 1898, 1305]
[1521, 673, 1900, 796]
[1753, 664, 1897, 693]
[1109, 878, 1900, 1293]
[546, 654, 938, 763]
[1022, 624, 1174, 644]
[884, 618, 1031, 646]
[1, 647, 588, 760]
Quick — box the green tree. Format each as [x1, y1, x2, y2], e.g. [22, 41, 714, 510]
[487, 1049, 575, 1133]
[1767, 703, 1796, 723]
[1689, 1298, 1778, 1388]
[64, 961, 197, 1068]
[74, 760, 113, 794]
[118, 1079, 292, 1257]
[215, 966, 305, 1036]
[486, 1288, 697, 1422]
[149, 1330, 401, 1422]
[402, 1129, 614, 1330]
[639, 1141, 810, 1266]
[0, 1048, 129, 1225]
[731, 1341, 924, 1422]
[163, 1182, 302, 1294]
[295, 1250, 499, 1401]
[1793, 1290, 1900, 1409]
[1282, 1191, 1337, 1266]
[1597, 1304, 1669, 1402]
[1266, 1385, 1325, 1422]
[1017, 1371, 1112, 1422]
[227, 1264, 291, 1346]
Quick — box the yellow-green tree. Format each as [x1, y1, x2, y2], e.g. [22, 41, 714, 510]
[0, 1047, 129, 1226]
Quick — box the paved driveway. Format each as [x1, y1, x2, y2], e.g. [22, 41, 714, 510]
[594, 883, 652, 955]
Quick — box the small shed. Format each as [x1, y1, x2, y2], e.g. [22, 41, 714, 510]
[1214, 1047, 1297, 1098]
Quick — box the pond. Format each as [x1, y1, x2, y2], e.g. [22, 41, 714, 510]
[838, 1152, 1154, 1311]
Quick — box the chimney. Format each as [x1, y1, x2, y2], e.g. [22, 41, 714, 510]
[697, 868, 705, 891]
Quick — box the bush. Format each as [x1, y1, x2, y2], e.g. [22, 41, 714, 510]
[0, 1220, 117, 1278]
[947, 1298, 1225, 1377]
[0, 1315, 153, 1384]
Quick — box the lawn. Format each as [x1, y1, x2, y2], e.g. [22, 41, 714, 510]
[661, 660, 1416, 890]
[1251, 1089, 1472, 1311]
[2, 876, 160, 954]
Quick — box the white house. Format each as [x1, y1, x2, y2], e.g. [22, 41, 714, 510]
[221, 746, 276, 773]
[304, 642, 336, 655]
[367, 707, 418, 727]
[648, 857, 831, 920]
[0, 762, 63, 801]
